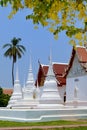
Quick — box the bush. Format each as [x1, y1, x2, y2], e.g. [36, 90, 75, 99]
[0, 87, 10, 107]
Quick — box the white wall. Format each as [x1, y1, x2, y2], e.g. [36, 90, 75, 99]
[66, 75, 87, 101]
[58, 86, 66, 102]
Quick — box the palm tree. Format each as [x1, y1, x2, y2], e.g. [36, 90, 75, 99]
[3, 37, 26, 86]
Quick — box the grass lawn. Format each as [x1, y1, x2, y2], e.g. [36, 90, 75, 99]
[0, 120, 87, 130]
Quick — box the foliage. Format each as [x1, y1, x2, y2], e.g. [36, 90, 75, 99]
[0, 0, 87, 46]
[0, 87, 10, 107]
[0, 87, 3, 95]
[3, 37, 26, 86]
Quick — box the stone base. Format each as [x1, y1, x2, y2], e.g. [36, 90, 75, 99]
[0, 106, 87, 122]
[66, 101, 87, 107]
[40, 99, 62, 104]
[8, 99, 39, 109]
[37, 104, 64, 109]
[7, 93, 22, 107]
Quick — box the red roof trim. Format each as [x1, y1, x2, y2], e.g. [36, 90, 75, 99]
[36, 62, 68, 87]
[64, 47, 75, 78]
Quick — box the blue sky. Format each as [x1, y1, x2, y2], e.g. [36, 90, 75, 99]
[0, 6, 72, 88]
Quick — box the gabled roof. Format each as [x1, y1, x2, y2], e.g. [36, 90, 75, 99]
[65, 46, 87, 77]
[53, 63, 68, 76]
[36, 62, 68, 87]
[76, 46, 87, 63]
[36, 45, 87, 87]
[64, 47, 75, 77]
[41, 63, 68, 76]
[42, 65, 49, 76]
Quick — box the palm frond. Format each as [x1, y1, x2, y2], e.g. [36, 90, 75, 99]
[17, 45, 26, 51]
[17, 38, 21, 42]
[3, 44, 11, 48]
[17, 45, 26, 54]
[4, 48, 12, 58]
[16, 49, 22, 59]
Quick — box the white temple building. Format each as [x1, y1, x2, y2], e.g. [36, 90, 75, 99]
[7, 49, 64, 108]
[1, 45, 87, 122]
[36, 45, 87, 107]
[65, 46, 87, 106]
[7, 45, 87, 109]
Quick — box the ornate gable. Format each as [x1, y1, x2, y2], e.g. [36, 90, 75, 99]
[67, 54, 86, 78]
[67, 46, 87, 78]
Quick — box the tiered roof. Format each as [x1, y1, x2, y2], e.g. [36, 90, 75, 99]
[36, 62, 68, 87]
[36, 46, 87, 87]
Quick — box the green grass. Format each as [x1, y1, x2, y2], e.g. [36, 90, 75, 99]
[0, 120, 87, 127]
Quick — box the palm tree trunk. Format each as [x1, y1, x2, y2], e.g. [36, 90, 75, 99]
[12, 59, 14, 87]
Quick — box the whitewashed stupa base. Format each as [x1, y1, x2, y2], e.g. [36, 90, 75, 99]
[0, 106, 87, 122]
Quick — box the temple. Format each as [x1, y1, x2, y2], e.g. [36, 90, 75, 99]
[36, 45, 87, 107]
[7, 45, 87, 108]
[65, 46, 87, 106]
[0, 45, 86, 122]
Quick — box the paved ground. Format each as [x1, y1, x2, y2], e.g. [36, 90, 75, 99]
[0, 124, 87, 130]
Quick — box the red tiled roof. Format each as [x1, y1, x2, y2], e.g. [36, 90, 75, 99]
[42, 63, 68, 76]
[53, 63, 68, 76]
[64, 47, 76, 77]
[56, 76, 66, 86]
[76, 46, 87, 63]
[36, 46, 87, 87]
[3, 89, 13, 95]
[65, 46, 87, 77]
[42, 65, 49, 76]
[36, 63, 68, 87]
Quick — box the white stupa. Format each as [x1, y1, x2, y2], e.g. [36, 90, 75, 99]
[7, 66, 22, 107]
[12, 53, 39, 108]
[23, 54, 35, 99]
[40, 49, 62, 106]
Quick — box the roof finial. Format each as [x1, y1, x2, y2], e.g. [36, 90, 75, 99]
[29, 49, 32, 71]
[38, 59, 41, 66]
[47, 43, 55, 78]
[49, 43, 52, 65]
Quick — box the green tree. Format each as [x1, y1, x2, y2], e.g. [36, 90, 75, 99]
[0, 87, 3, 95]
[3, 37, 26, 86]
[0, 1, 87, 46]
[0, 87, 10, 107]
